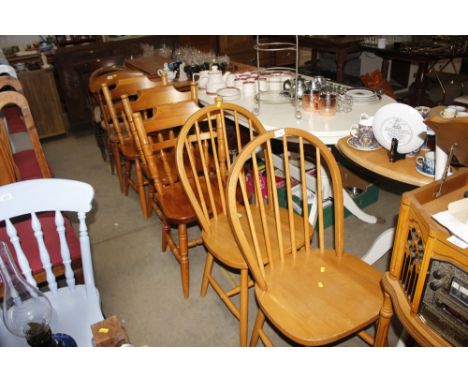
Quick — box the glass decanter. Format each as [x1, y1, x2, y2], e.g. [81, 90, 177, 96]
[0, 241, 76, 346]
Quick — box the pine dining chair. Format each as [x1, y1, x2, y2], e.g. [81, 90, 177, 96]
[89, 69, 157, 172]
[100, 76, 167, 218]
[0, 76, 24, 93]
[0, 91, 51, 181]
[175, 99, 310, 345]
[227, 128, 384, 346]
[88, 66, 144, 164]
[122, 82, 201, 298]
[0, 178, 103, 346]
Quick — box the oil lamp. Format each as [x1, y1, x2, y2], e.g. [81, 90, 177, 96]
[0, 241, 76, 346]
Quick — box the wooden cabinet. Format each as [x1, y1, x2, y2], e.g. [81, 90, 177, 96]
[54, 36, 178, 132]
[17, 67, 67, 139]
[378, 169, 468, 346]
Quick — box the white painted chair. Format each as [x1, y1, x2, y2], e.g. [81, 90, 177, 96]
[0, 65, 17, 79]
[0, 178, 103, 346]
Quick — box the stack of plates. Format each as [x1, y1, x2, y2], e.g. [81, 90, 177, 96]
[345, 88, 378, 104]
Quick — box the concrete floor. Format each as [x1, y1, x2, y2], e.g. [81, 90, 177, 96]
[43, 132, 406, 347]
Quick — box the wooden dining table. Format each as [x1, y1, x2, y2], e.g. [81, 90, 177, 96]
[336, 136, 434, 187]
[336, 106, 460, 266]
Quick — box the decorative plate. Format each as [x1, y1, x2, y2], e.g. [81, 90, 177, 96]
[347, 137, 381, 151]
[372, 103, 426, 154]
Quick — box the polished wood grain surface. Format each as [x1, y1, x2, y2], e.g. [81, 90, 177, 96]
[17, 68, 67, 139]
[227, 129, 383, 346]
[336, 136, 433, 187]
[375, 169, 468, 346]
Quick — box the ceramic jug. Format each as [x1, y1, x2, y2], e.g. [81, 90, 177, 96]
[193, 70, 209, 89]
[206, 65, 230, 95]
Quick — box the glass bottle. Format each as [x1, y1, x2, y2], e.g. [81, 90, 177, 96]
[0, 241, 76, 347]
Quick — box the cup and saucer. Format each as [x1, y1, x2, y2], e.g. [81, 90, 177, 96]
[347, 118, 381, 151]
[347, 137, 381, 151]
[415, 163, 435, 178]
[415, 151, 453, 178]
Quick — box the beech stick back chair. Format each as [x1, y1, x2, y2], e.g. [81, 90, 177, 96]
[176, 99, 310, 345]
[227, 128, 384, 346]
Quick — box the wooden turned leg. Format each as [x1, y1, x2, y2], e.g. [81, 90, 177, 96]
[178, 224, 189, 299]
[249, 309, 265, 347]
[135, 160, 149, 219]
[200, 252, 214, 297]
[112, 143, 123, 192]
[239, 269, 249, 347]
[106, 138, 115, 174]
[374, 291, 394, 347]
[146, 185, 153, 219]
[124, 159, 132, 196]
[95, 124, 107, 162]
[162, 223, 170, 253]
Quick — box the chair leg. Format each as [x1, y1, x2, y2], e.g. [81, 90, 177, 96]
[374, 291, 393, 347]
[200, 252, 214, 297]
[178, 224, 189, 299]
[111, 142, 124, 192]
[95, 123, 107, 162]
[250, 309, 266, 347]
[106, 137, 115, 174]
[124, 159, 132, 196]
[239, 268, 249, 347]
[162, 223, 169, 253]
[135, 160, 149, 219]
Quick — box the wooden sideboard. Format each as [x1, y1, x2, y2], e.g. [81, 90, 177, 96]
[17, 67, 67, 139]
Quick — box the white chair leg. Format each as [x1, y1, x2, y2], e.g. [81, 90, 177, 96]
[361, 228, 395, 265]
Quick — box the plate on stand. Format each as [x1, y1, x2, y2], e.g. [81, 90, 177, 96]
[347, 137, 381, 151]
[373, 103, 426, 154]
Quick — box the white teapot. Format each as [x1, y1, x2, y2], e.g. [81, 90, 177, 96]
[193, 70, 209, 89]
[206, 65, 230, 95]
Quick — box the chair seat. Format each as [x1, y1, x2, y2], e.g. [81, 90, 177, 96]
[256, 249, 383, 346]
[0, 285, 103, 346]
[204, 206, 311, 270]
[3, 106, 26, 133]
[156, 182, 198, 224]
[13, 150, 48, 180]
[0, 212, 81, 281]
[119, 140, 139, 159]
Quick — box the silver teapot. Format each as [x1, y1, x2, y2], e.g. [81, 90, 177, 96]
[283, 75, 306, 99]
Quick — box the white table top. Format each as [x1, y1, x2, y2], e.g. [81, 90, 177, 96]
[198, 89, 396, 145]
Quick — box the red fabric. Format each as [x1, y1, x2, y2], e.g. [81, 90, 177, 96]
[3, 106, 26, 133]
[0, 212, 81, 278]
[13, 150, 43, 180]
